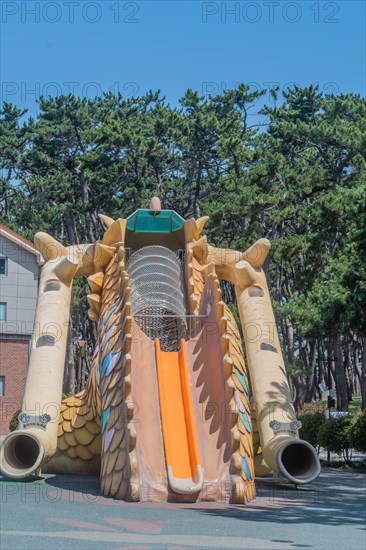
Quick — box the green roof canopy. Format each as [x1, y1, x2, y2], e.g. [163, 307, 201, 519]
[126, 209, 185, 233]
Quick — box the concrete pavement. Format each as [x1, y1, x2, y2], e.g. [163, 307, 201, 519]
[0, 468, 365, 549]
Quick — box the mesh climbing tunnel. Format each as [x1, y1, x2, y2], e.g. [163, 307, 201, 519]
[127, 246, 187, 351]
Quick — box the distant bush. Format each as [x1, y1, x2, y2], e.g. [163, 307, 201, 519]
[317, 415, 353, 461]
[9, 409, 20, 432]
[298, 411, 324, 451]
[349, 412, 366, 453]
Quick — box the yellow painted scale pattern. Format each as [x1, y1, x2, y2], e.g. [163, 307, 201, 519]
[57, 359, 102, 461]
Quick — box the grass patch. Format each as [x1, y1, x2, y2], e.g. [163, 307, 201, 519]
[303, 397, 362, 414]
[349, 396, 362, 414]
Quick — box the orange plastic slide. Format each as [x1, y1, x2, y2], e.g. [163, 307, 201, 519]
[155, 338, 203, 494]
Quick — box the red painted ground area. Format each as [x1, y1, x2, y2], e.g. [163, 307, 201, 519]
[104, 518, 167, 534]
[47, 518, 117, 531]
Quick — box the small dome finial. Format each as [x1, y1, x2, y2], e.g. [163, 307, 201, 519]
[149, 196, 161, 211]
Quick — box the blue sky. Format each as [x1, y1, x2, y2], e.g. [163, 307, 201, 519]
[1, 0, 365, 117]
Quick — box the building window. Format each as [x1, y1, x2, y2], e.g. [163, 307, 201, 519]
[0, 376, 4, 396]
[0, 303, 7, 321]
[0, 257, 7, 276]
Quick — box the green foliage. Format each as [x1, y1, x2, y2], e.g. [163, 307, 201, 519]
[317, 416, 353, 460]
[9, 410, 20, 432]
[298, 409, 366, 458]
[62, 393, 73, 400]
[286, 359, 312, 378]
[349, 413, 366, 453]
[298, 411, 324, 450]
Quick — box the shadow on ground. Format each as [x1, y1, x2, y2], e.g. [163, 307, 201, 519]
[1, 467, 365, 532]
[185, 468, 366, 530]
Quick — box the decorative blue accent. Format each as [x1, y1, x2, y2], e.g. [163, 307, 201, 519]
[103, 300, 119, 325]
[101, 406, 111, 433]
[101, 351, 113, 379]
[236, 369, 249, 394]
[241, 410, 252, 433]
[242, 457, 251, 480]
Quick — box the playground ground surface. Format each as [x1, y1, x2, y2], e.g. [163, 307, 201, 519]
[0, 467, 365, 550]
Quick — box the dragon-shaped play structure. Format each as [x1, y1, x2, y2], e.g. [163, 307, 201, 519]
[0, 198, 320, 502]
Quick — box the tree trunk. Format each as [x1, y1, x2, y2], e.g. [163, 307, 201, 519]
[333, 335, 348, 411]
[78, 166, 95, 243]
[63, 320, 76, 395]
[64, 209, 78, 244]
[286, 320, 306, 410]
[361, 337, 366, 411]
[304, 340, 317, 402]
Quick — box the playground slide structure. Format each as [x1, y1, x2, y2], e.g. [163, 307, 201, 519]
[155, 338, 203, 494]
[0, 198, 321, 503]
